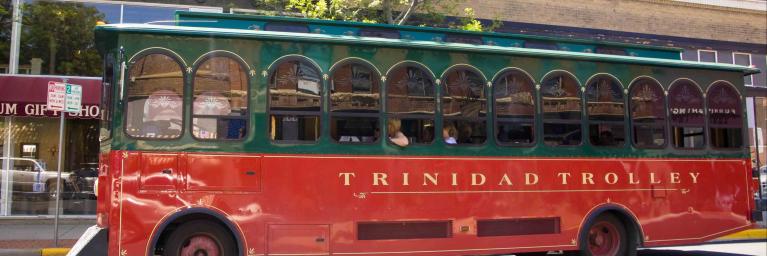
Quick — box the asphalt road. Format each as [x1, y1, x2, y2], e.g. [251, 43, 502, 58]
[639, 241, 767, 256]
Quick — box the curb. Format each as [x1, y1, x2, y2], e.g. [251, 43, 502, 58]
[0, 248, 70, 256]
[715, 228, 767, 241]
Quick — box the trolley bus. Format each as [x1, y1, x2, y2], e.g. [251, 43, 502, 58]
[72, 11, 761, 256]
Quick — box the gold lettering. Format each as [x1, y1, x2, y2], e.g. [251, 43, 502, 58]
[670, 172, 680, 184]
[499, 173, 513, 186]
[451, 173, 458, 186]
[558, 173, 572, 185]
[582, 173, 595, 185]
[525, 173, 539, 185]
[338, 172, 356, 186]
[423, 173, 439, 186]
[650, 173, 662, 184]
[605, 172, 618, 184]
[629, 172, 640, 184]
[373, 173, 389, 186]
[402, 172, 410, 186]
[471, 173, 486, 186]
[689, 172, 700, 184]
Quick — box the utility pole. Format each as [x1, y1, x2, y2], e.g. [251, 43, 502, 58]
[1, 0, 22, 217]
[9, 0, 22, 75]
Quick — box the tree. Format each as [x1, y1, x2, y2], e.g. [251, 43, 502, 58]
[253, 0, 499, 32]
[1, 0, 13, 66]
[21, 1, 104, 76]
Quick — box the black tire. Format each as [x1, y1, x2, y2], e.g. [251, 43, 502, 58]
[578, 213, 635, 256]
[163, 220, 237, 256]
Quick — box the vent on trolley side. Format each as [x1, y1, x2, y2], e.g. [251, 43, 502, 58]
[357, 221, 452, 240]
[477, 217, 560, 237]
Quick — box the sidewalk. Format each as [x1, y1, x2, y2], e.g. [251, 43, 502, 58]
[0, 218, 93, 249]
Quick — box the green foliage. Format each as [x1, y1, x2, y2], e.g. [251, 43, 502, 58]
[21, 1, 104, 76]
[1, 0, 13, 66]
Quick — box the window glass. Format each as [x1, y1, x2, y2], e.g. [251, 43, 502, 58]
[734, 53, 753, 86]
[698, 50, 717, 63]
[125, 53, 184, 139]
[541, 72, 582, 146]
[586, 75, 625, 146]
[707, 82, 743, 148]
[192, 56, 248, 140]
[629, 78, 666, 148]
[669, 79, 705, 149]
[99, 53, 114, 142]
[494, 69, 535, 145]
[330, 62, 380, 143]
[442, 68, 486, 145]
[269, 58, 322, 142]
[386, 64, 435, 144]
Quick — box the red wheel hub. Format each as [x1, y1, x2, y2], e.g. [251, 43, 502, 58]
[588, 221, 620, 256]
[180, 234, 221, 256]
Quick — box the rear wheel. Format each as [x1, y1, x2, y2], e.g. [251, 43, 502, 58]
[579, 214, 629, 256]
[163, 220, 237, 256]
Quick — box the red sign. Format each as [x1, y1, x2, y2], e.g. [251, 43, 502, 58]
[0, 75, 101, 119]
[47, 81, 67, 111]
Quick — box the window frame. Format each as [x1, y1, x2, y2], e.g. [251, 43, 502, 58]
[100, 52, 116, 142]
[190, 51, 251, 142]
[122, 48, 188, 141]
[706, 80, 744, 150]
[697, 49, 718, 63]
[328, 58, 383, 145]
[732, 52, 754, 86]
[492, 68, 537, 147]
[668, 78, 707, 150]
[384, 61, 438, 146]
[584, 73, 627, 148]
[627, 76, 668, 149]
[539, 70, 584, 147]
[266, 55, 324, 144]
[440, 64, 488, 147]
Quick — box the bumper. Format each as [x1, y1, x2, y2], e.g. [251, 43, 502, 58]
[66, 225, 107, 256]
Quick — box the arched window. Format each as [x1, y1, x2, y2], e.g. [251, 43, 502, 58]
[441, 66, 487, 145]
[668, 79, 705, 149]
[192, 53, 249, 140]
[125, 51, 185, 139]
[330, 60, 381, 143]
[629, 77, 666, 148]
[586, 75, 625, 147]
[541, 71, 582, 146]
[386, 63, 436, 144]
[493, 69, 535, 146]
[707, 81, 742, 148]
[268, 57, 322, 142]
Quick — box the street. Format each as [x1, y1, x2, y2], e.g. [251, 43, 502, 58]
[639, 241, 767, 256]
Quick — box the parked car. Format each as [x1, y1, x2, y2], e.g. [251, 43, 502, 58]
[0, 157, 88, 200]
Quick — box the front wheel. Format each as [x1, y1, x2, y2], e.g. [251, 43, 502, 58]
[578, 214, 634, 256]
[163, 220, 237, 256]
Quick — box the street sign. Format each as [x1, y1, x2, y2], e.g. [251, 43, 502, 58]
[46, 81, 82, 113]
[46, 81, 66, 111]
[65, 84, 82, 113]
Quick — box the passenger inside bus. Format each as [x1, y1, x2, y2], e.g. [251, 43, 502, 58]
[387, 118, 409, 147]
[443, 123, 458, 144]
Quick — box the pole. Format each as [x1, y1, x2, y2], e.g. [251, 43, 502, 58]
[53, 112, 64, 247]
[8, 0, 22, 74]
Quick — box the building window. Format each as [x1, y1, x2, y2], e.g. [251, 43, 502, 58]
[441, 66, 487, 145]
[733, 53, 754, 86]
[629, 77, 666, 148]
[125, 52, 185, 139]
[707, 81, 743, 148]
[698, 50, 718, 63]
[386, 63, 436, 144]
[541, 71, 582, 146]
[268, 57, 322, 142]
[586, 75, 625, 147]
[668, 79, 705, 149]
[192, 54, 249, 140]
[494, 69, 535, 146]
[329, 60, 381, 143]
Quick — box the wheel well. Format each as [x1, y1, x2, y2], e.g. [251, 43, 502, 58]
[152, 213, 240, 255]
[597, 209, 644, 247]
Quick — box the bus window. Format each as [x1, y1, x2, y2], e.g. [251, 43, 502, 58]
[386, 63, 436, 144]
[541, 71, 582, 146]
[269, 58, 322, 142]
[629, 77, 666, 148]
[586, 75, 625, 147]
[192, 54, 249, 140]
[330, 61, 380, 143]
[707, 81, 743, 148]
[669, 79, 705, 149]
[125, 52, 184, 139]
[494, 69, 535, 146]
[442, 66, 487, 145]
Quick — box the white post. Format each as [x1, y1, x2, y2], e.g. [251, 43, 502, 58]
[53, 111, 65, 246]
[0, 117, 12, 216]
[8, 0, 22, 74]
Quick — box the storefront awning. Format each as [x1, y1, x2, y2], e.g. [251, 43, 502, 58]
[0, 75, 101, 119]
